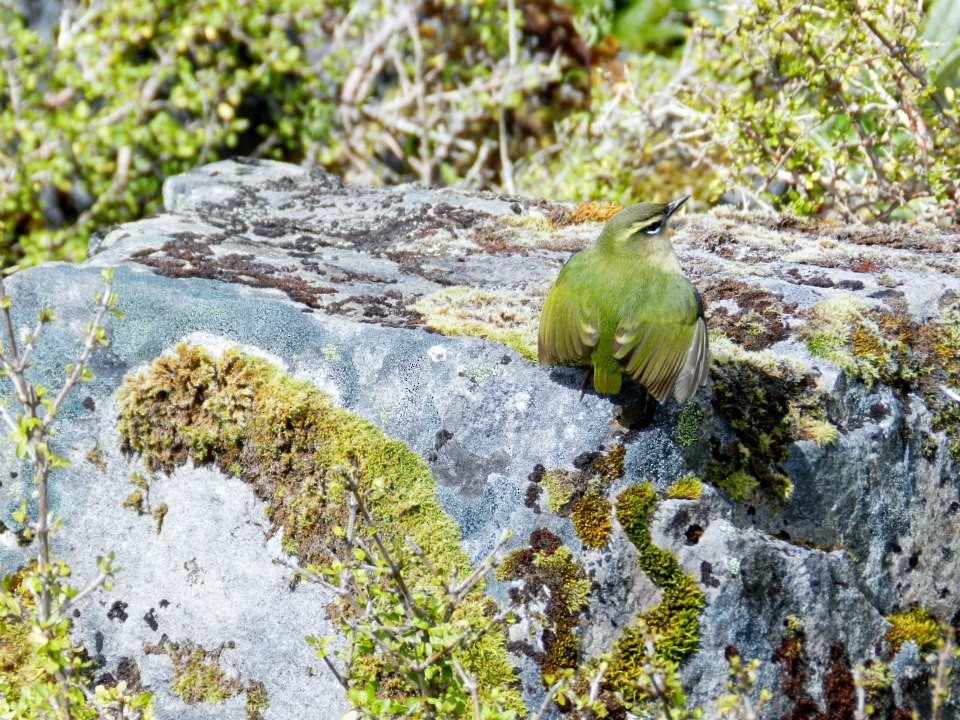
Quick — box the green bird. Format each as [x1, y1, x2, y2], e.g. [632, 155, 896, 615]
[538, 196, 709, 402]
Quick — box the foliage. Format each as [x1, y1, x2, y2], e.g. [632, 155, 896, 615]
[0, 0, 334, 267]
[685, 0, 960, 221]
[300, 469, 522, 720]
[0, 270, 151, 718]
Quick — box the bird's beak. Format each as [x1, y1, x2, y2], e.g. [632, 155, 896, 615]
[665, 195, 691, 219]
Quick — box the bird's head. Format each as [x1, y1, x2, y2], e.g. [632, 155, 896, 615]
[597, 195, 690, 249]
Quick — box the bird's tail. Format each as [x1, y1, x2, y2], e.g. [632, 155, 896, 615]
[592, 362, 622, 395]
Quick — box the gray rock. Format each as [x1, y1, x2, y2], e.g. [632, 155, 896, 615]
[2, 158, 959, 719]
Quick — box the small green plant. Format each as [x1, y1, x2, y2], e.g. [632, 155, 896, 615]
[687, 0, 960, 221]
[666, 476, 702, 501]
[298, 468, 520, 720]
[885, 607, 941, 653]
[0, 269, 151, 718]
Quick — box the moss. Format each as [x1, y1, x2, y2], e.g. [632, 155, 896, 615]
[496, 531, 591, 684]
[566, 201, 622, 224]
[152, 503, 169, 535]
[674, 402, 703, 448]
[244, 680, 269, 720]
[570, 493, 612, 548]
[605, 483, 704, 705]
[407, 286, 541, 361]
[541, 469, 578, 514]
[666, 476, 702, 501]
[538, 444, 625, 517]
[801, 295, 916, 390]
[116, 342, 521, 712]
[714, 469, 759, 502]
[709, 338, 819, 501]
[885, 608, 940, 653]
[793, 417, 840, 446]
[169, 643, 242, 704]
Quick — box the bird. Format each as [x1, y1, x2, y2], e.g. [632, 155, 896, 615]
[538, 196, 709, 403]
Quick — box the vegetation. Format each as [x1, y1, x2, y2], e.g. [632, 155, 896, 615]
[0, 271, 151, 718]
[3, 1, 960, 267]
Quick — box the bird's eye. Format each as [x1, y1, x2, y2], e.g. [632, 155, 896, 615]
[644, 221, 663, 235]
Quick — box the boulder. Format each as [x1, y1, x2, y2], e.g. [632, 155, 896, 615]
[2, 158, 959, 718]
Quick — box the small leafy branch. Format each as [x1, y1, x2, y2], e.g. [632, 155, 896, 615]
[296, 467, 520, 719]
[0, 268, 151, 719]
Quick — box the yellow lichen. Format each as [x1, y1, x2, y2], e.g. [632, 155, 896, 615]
[407, 286, 541, 361]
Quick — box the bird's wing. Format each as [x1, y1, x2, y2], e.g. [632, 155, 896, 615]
[611, 285, 708, 403]
[538, 272, 600, 365]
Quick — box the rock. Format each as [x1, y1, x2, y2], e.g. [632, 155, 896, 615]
[2, 158, 959, 718]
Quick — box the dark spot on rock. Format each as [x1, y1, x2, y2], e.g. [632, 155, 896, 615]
[83, 397, 96, 411]
[835, 279, 865, 291]
[529, 528, 561, 555]
[73, 609, 80, 618]
[700, 560, 720, 588]
[908, 551, 920, 570]
[529, 464, 545, 483]
[117, 657, 142, 690]
[804, 274, 835, 288]
[524, 483, 542, 512]
[572, 450, 601, 470]
[434, 429, 453, 451]
[144, 608, 159, 632]
[890, 541, 902, 553]
[500, 355, 512, 364]
[948, 502, 959, 516]
[159, 599, 170, 608]
[869, 403, 889, 421]
[685, 524, 704, 545]
[510, 202, 522, 215]
[107, 600, 129, 622]
[724, 644, 740, 661]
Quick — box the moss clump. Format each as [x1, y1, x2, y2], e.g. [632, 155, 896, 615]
[244, 680, 269, 720]
[675, 402, 703, 448]
[496, 530, 591, 684]
[116, 342, 521, 712]
[709, 345, 812, 501]
[713, 469, 759, 502]
[666, 476, 702, 501]
[802, 296, 916, 390]
[566, 202, 622, 224]
[606, 483, 704, 705]
[407, 286, 540, 361]
[538, 444, 626, 518]
[169, 643, 242, 704]
[885, 608, 940, 653]
[570, 493, 612, 548]
[541, 469, 579, 514]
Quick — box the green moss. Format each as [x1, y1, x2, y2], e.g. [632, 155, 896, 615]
[169, 643, 242, 704]
[407, 286, 540, 361]
[885, 608, 940, 653]
[116, 342, 521, 712]
[496, 531, 591, 685]
[801, 295, 915, 389]
[709, 339, 819, 501]
[541, 469, 578, 514]
[675, 402, 703, 448]
[152, 503, 169, 535]
[570, 493, 612, 548]
[244, 680, 269, 720]
[666, 476, 702, 501]
[714, 469, 759, 502]
[606, 483, 704, 705]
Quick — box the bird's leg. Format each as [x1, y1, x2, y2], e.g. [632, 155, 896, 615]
[580, 367, 592, 401]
